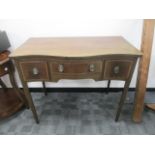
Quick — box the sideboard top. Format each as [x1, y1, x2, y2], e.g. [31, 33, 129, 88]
[10, 36, 142, 58]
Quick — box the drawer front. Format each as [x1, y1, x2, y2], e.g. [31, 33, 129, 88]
[20, 61, 49, 81]
[104, 60, 133, 80]
[50, 60, 103, 81]
[0, 62, 10, 76]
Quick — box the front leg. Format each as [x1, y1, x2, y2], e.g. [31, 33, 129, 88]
[22, 81, 39, 124]
[115, 80, 130, 121]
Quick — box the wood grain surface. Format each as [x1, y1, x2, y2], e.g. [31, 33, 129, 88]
[0, 89, 23, 118]
[133, 19, 155, 122]
[10, 36, 142, 58]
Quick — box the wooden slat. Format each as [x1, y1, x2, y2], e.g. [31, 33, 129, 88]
[145, 104, 155, 111]
[133, 19, 155, 122]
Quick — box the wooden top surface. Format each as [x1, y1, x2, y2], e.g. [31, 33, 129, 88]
[10, 36, 142, 58]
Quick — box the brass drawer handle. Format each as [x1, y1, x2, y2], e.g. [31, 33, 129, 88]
[32, 67, 39, 75]
[58, 64, 64, 72]
[113, 66, 120, 74]
[89, 64, 95, 72]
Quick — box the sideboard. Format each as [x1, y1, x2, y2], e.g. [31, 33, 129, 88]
[10, 37, 142, 124]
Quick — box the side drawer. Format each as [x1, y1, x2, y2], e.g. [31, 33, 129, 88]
[104, 60, 133, 80]
[0, 61, 10, 76]
[19, 61, 49, 81]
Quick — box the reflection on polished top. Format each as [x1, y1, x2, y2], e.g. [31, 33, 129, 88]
[10, 36, 142, 58]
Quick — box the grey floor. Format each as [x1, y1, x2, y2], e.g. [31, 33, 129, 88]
[0, 91, 155, 135]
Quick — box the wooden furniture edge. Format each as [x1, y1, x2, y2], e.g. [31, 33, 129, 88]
[133, 19, 155, 122]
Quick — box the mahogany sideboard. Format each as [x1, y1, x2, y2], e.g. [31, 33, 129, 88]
[10, 37, 142, 124]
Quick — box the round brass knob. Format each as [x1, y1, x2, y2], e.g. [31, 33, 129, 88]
[32, 67, 39, 75]
[58, 64, 64, 72]
[4, 67, 8, 72]
[89, 64, 95, 72]
[113, 66, 120, 74]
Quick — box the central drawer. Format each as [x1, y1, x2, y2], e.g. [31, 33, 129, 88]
[50, 60, 103, 81]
